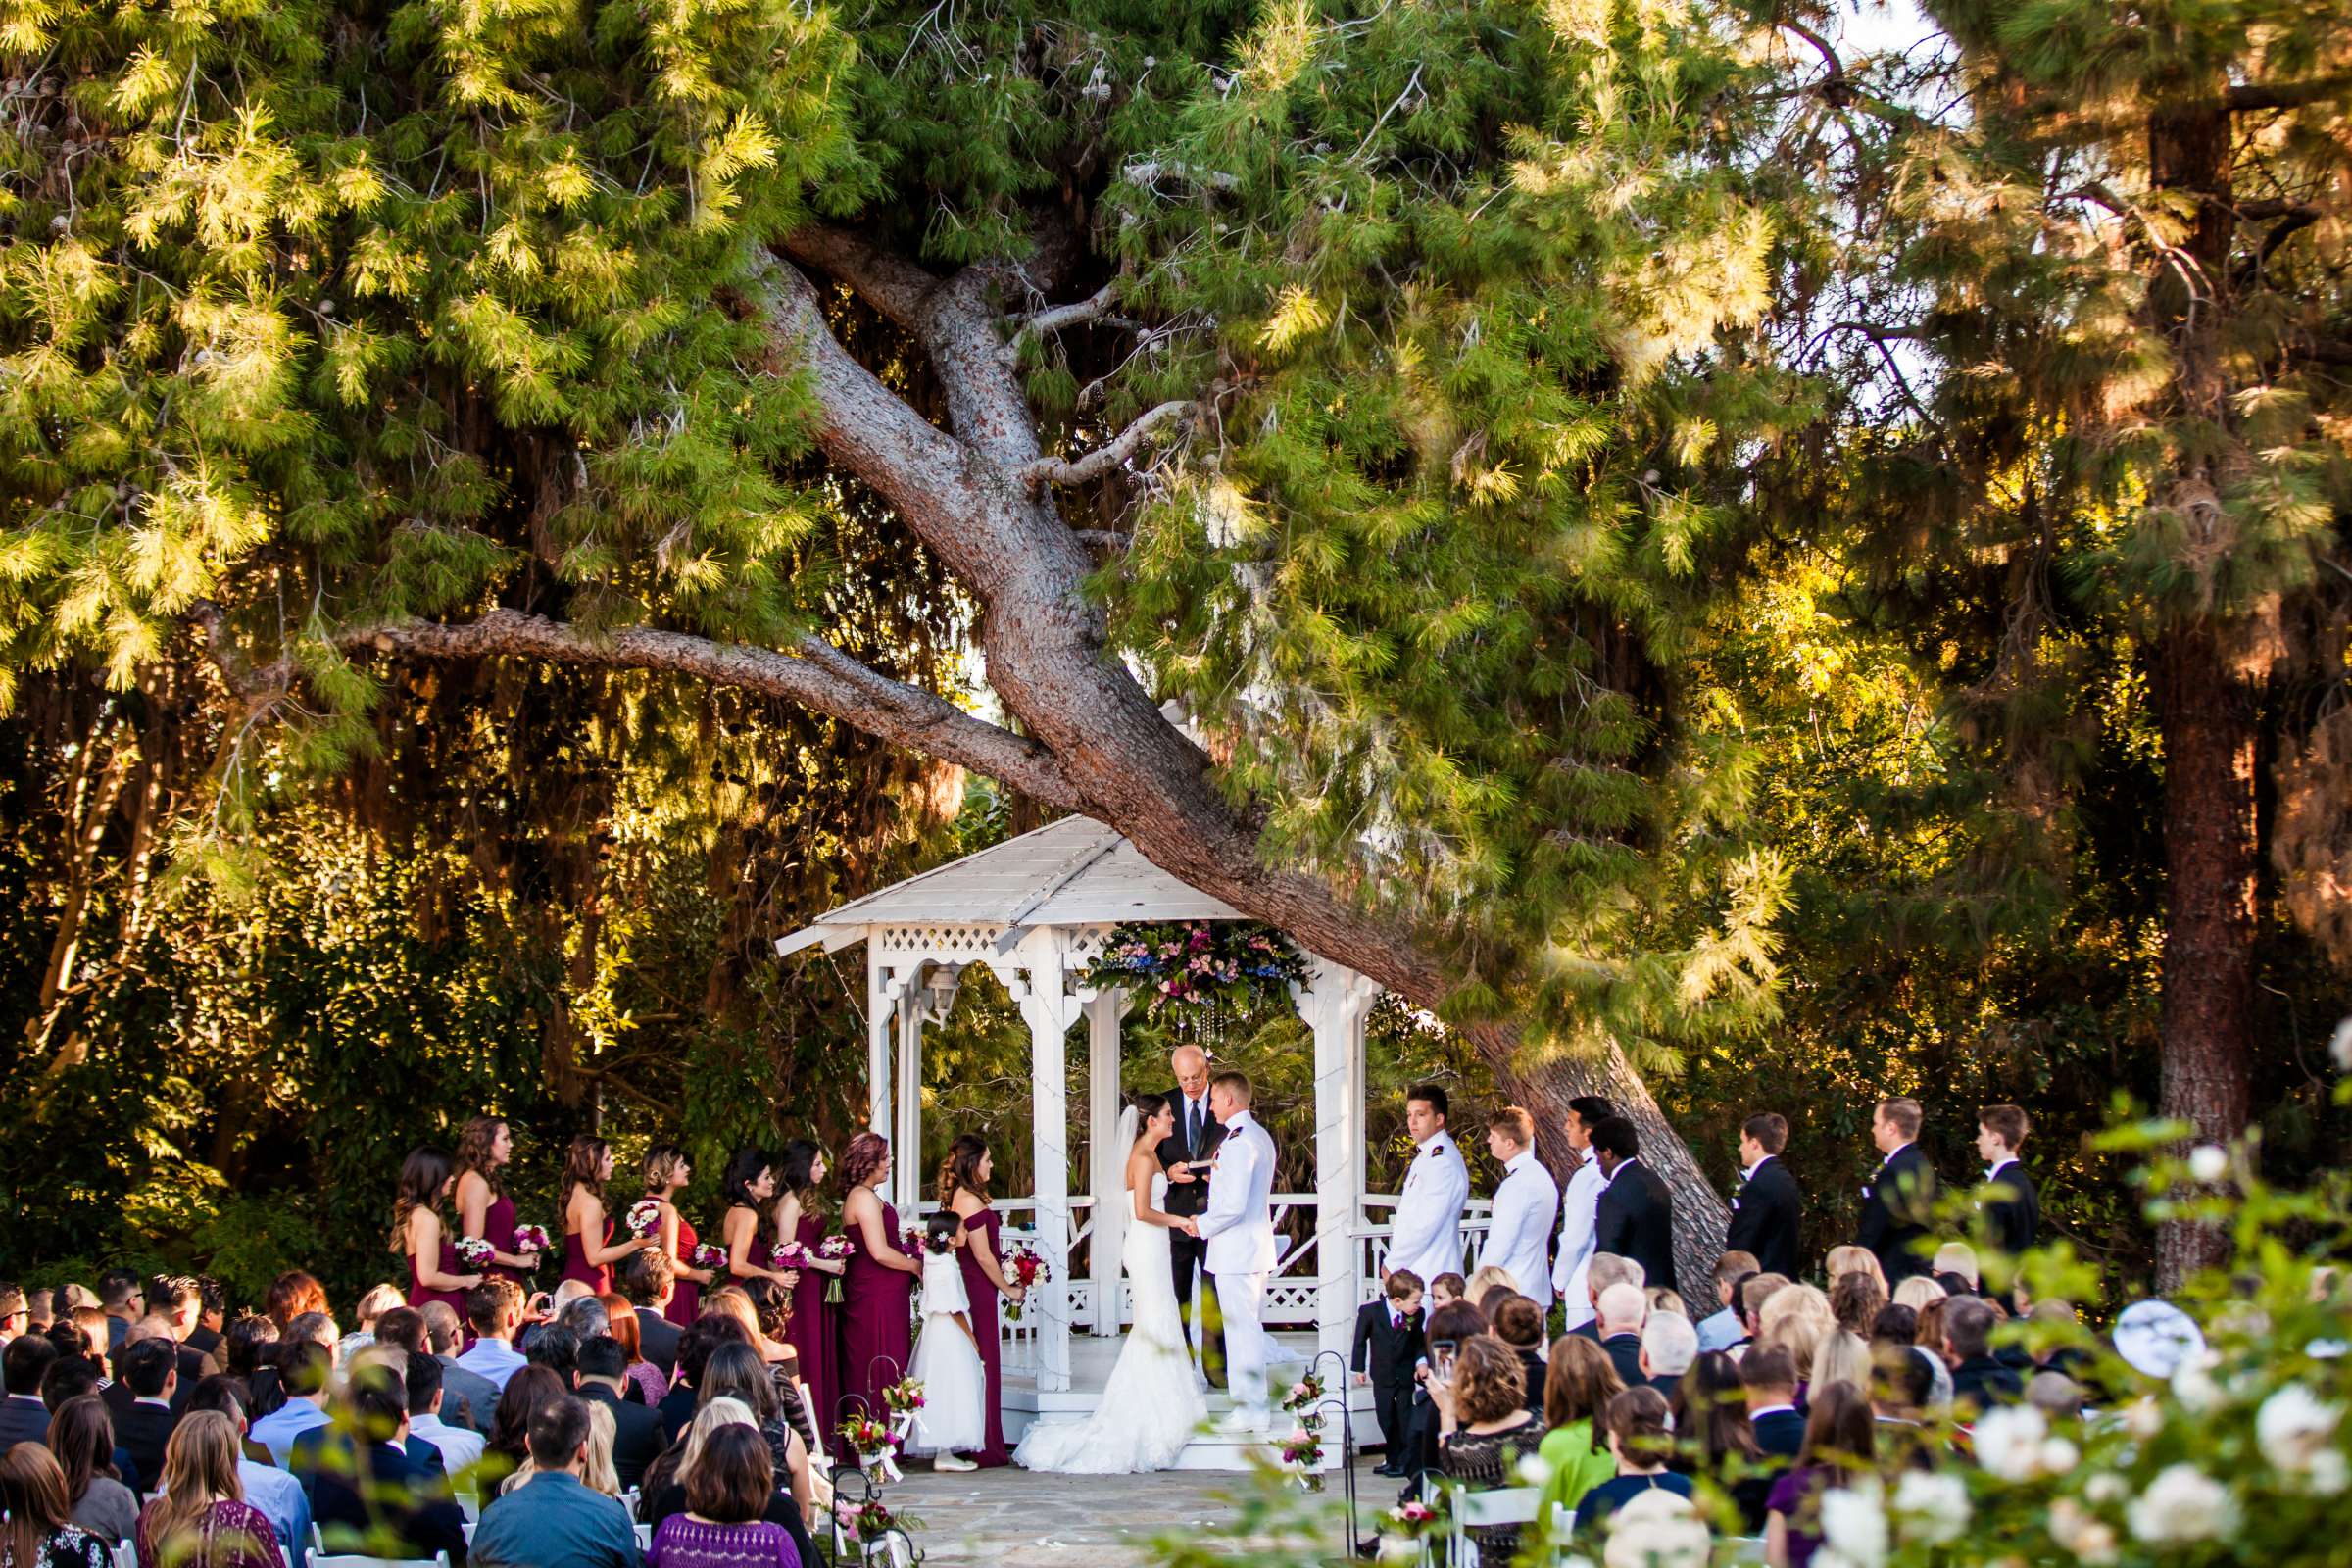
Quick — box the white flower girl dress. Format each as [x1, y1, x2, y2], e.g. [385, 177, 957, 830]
[903, 1242, 987, 1462]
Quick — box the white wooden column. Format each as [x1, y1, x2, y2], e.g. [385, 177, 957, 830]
[865, 943, 892, 1157]
[1003, 930, 1083, 1393]
[893, 976, 925, 1213]
[1084, 987, 1129, 1334]
[1295, 956, 1382, 1366]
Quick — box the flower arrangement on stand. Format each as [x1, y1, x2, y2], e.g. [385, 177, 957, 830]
[624, 1200, 662, 1240]
[1001, 1243, 1047, 1320]
[1277, 1372, 1328, 1488]
[838, 1413, 902, 1484]
[1377, 1498, 1444, 1561]
[510, 1223, 551, 1263]
[834, 1495, 923, 1568]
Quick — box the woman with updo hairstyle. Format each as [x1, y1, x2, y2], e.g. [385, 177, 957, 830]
[1430, 1334, 1544, 1560]
[836, 1131, 919, 1463]
[940, 1132, 1015, 1466]
[772, 1138, 842, 1448]
[394, 1145, 484, 1315]
[642, 1142, 713, 1325]
[561, 1134, 650, 1294]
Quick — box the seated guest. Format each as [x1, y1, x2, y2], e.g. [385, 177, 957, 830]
[1931, 1244, 1981, 1295]
[1821, 1247, 1886, 1297]
[577, 1335, 664, 1491]
[1489, 1296, 1548, 1416]
[134, 1411, 282, 1568]
[1534, 1338, 1624, 1528]
[1891, 1276, 1946, 1313]
[1829, 1272, 1887, 1341]
[114, 1336, 182, 1488]
[485, 1366, 570, 1491]
[646, 1421, 802, 1568]
[1396, 1299, 1488, 1492]
[456, 1281, 530, 1395]
[406, 1349, 488, 1484]
[1696, 1254, 1758, 1354]
[1574, 1255, 1645, 1345]
[3, 1333, 61, 1446]
[523, 1326, 580, 1392]
[1740, 1346, 1805, 1458]
[1810, 1331, 1873, 1398]
[336, 1286, 408, 1367]
[370, 1307, 428, 1360]
[1645, 1290, 1688, 1319]
[309, 1357, 468, 1565]
[597, 1295, 668, 1407]
[1571, 1387, 1693, 1534]
[1943, 1297, 2022, 1413]
[279, 1313, 338, 1360]
[1869, 1303, 1918, 1350]
[420, 1301, 499, 1435]
[248, 1340, 332, 1469]
[1639, 1312, 1698, 1397]
[1756, 1283, 1837, 1384]
[696, 1345, 811, 1518]
[0, 1441, 110, 1568]
[1738, 1271, 1791, 1356]
[618, 1252, 682, 1382]
[2026, 1370, 2083, 1422]
[643, 1398, 814, 1568]
[1465, 1266, 1521, 1320]
[1431, 1336, 1544, 1564]
[1765, 1383, 1875, 1568]
[183, 1377, 310, 1568]
[47, 1395, 137, 1545]
[659, 1320, 730, 1445]
[1670, 1350, 1773, 1531]
[468, 1396, 638, 1568]
[1593, 1283, 1648, 1388]
[1868, 1342, 1939, 1472]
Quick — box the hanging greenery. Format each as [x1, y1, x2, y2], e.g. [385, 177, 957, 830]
[1084, 921, 1309, 1018]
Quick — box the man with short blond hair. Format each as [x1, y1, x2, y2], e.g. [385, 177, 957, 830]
[1696, 1250, 1758, 1353]
[1857, 1097, 1937, 1284]
[1482, 1105, 1559, 1311]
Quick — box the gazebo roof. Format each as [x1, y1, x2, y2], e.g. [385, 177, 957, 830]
[773, 815, 1245, 956]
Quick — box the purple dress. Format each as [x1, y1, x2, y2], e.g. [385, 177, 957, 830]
[405, 1225, 467, 1316]
[784, 1214, 842, 1448]
[481, 1190, 532, 1284]
[647, 1515, 797, 1568]
[954, 1205, 1010, 1466]
[662, 1207, 703, 1328]
[837, 1202, 913, 1437]
[563, 1213, 613, 1294]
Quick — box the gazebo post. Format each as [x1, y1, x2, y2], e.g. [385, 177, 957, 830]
[893, 976, 925, 1212]
[1297, 956, 1381, 1368]
[1004, 930, 1080, 1393]
[865, 941, 892, 1177]
[1084, 986, 1128, 1334]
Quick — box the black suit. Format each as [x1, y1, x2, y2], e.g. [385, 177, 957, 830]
[312, 1439, 468, 1565]
[657, 1382, 699, 1445]
[1156, 1088, 1228, 1387]
[116, 1399, 179, 1490]
[1951, 1355, 2024, 1413]
[0, 1394, 50, 1447]
[634, 1307, 681, 1380]
[1982, 1159, 2039, 1260]
[1593, 1157, 1680, 1297]
[581, 1383, 665, 1491]
[1751, 1406, 1806, 1458]
[1856, 1143, 1938, 1284]
[1724, 1155, 1803, 1279]
[1351, 1300, 1423, 1461]
[1601, 1332, 1645, 1390]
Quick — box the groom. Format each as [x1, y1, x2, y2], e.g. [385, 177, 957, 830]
[1197, 1069, 1278, 1434]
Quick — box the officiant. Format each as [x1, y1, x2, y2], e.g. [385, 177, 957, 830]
[1158, 1044, 1227, 1388]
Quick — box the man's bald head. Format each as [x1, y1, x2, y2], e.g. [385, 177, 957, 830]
[1172, 1046, 1210, 1097]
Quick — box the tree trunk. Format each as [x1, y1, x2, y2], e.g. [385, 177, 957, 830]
[2154, 623, 2258, 1285]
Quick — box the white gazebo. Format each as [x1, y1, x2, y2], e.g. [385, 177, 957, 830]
[775, 815, 1487, 1464]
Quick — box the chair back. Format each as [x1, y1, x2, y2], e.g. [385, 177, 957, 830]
[1446, 1484, 1544, 1568]
[312, 1555, 452, 1568]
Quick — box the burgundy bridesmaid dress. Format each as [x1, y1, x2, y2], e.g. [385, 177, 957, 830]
[482, 1191, 531, 1284]
[784, 1213, 842, 1446]
[663, 1208, 704, 1328]
[837, 1204, 913, 1439]
[563, 1215, 613, 1293]
[407, 1231, 468, 1315]
[955, 1206, 1010, 1466]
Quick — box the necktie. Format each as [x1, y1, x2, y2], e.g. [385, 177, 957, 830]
[1392, 1312, 1403, 1331]
[1189, 1098, 1202, 1153]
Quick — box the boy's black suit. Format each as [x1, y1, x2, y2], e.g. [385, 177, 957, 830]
[1351, 1298, 1424, 1465]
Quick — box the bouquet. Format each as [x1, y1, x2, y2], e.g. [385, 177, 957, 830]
[455, 1236, 494, 1271]
[1001, 1242, 1048, 1321]
[688, 1241, 726, 1272]
[770, 1240, 812, 1272]
[881, 1377, 925, 1416]
[817, 1234, 853, 1302]
[624, 1199, 662, 1240]
[510, 1223, 551, 1261]
[903, 1229, 956, 1258]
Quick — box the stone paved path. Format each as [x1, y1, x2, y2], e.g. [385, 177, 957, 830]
[886, 1456, 1394, 1566]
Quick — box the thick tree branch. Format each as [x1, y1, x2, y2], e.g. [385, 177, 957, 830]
[1022, 400, 1196, 489]
[2227, 76, 2352, 112]
[1023, 281, 1122, 337]
[778, 224, 943, 331]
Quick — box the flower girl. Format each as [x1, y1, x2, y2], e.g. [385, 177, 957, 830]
[903, 1209, 987, 1472]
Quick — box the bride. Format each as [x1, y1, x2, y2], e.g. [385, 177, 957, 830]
[1013, 1092, 1209, 1473]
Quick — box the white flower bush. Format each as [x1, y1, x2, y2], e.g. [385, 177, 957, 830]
[1888, 1471, 1970, 1545]
[1817, 1483, 1890, 1568]
[2126, 1462, 2237, 1544]
[1600, 1488, 1710, 1568]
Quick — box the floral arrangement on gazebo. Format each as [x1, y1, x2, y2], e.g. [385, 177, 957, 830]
[1082, 920, 1307, 1017]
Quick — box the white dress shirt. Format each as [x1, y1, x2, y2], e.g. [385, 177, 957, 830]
[454, 1336, 527, 1392]
[408, 1409, 487, 1477]
[1386, 1131, 1469, 1285]
[1695, 1305, 1744, 1353]
[1551, 1153, 1607, 1328]
[1484, 1149, 1560, 1309]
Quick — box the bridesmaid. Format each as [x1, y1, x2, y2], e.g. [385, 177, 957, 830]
[561, 1134, 650, 1294]
[774, 1140, 844, 1447]
[396, 1146, 484, 1314]
[942, 1134, 1019, 1467]
[837, 1131, 920, 1446]
[455, 1115, 541, 1280]
[719, 1148, 799, 1291]
[642, 1143, 713, 1327]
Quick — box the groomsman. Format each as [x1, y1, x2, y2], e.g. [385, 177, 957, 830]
[1591, 1115, 1679, 1296]
[1385, 1086, 1469, 1287]
[1158, 1044, 1228, 1386]
[1551, 1096, 1615, 1332]
[1481, 1107, 1560, 1309]
[1723, 1112, 1803, 1278]
[1977, 1104, 2038, 1301]
[1855, 1097, 1937, 1284]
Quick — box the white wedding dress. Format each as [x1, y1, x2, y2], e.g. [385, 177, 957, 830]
[1013, 1153, 1208, 1474]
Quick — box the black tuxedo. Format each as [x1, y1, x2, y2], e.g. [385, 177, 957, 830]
[1856, 1143, 1938, 1284]
[581, 1382, 666, 1490]
[1600, 1332, 1645, 1389]
[1724, 1155, 1803, 1279]
[116, 1399, 179, 1490]
[1593, 1157, 1680, 1297]
[0, 1394, 49, 1447]
[1156, 1088, 1228, 1387]
[1351, 1299, 1424, 1460]
[634, 1306, 681, 1379]
[1981, 1159, 2039, 1260]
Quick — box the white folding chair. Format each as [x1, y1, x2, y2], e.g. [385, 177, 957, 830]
[461, 1522, 476, 1546]
[621, 1486, 642, 1522]
[1448, 1485, 1544, 1568]
[635, 1523, 654, 1551]
[312, 1555, 451, 1568]
[1724, 1538, 1768, 1565]
[112, 1545, 139, 1568]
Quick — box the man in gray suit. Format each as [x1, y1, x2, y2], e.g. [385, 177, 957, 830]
[420, 1301, 501, 1434]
